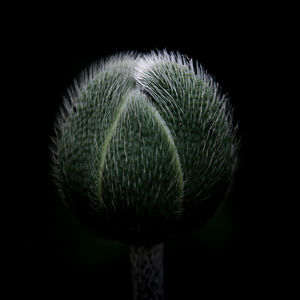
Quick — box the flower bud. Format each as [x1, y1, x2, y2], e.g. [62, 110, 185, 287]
[51, 50, 239, 245]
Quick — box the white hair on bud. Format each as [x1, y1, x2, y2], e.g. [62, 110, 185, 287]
[50, 51, 139, 202]
[134, 49, 214, 89]
[50, 49, 239, 242]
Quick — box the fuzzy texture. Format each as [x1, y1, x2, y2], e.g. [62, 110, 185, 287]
[130, 244, 164, 300]
[50, 50, 239, 245]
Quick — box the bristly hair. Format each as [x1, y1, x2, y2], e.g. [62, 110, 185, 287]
[135, 49, 216, 89]
[133, 50, 239, 199]
[49, 49, 239, 244]
[49, 51, 140, 203]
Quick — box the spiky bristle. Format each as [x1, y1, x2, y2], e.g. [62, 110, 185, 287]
[50, 50, 239, 245]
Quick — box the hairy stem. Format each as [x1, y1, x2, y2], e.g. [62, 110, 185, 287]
[130, 243, 164, 300]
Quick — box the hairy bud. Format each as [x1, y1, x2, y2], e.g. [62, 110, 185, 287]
[51, 50, 239, 245]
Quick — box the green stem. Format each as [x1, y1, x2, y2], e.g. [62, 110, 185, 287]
[129, 243, 164, 300]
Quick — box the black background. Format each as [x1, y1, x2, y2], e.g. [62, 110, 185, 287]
[7, 6, 289, 299]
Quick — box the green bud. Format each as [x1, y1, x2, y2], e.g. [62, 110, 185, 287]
[51, 50, 239, 245]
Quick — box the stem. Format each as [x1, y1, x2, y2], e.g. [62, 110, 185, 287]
[129, 243, 164, 300]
